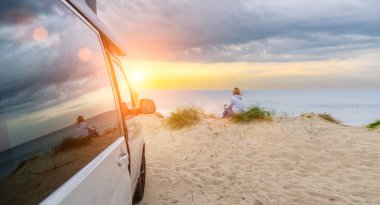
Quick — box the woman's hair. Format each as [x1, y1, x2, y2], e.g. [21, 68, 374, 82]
[76, 115, 85, 125]
[232, 87, 242, 95]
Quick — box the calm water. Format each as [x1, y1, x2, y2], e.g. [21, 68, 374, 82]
[139, 90, 380, 126]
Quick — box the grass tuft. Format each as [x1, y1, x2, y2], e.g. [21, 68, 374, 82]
[301, 113, 315, 119]
[231, 106, 274, 123]
[207, 113, 217, 118]
[154, 112, 164, 118]
[367, 120, 380, 129]
[54, 136, 92, 154]
[318, 114, 340, 124]
[166, 107, 202, 129]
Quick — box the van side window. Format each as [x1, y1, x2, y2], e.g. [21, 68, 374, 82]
[113, 61, 135, 117]
[0, 0, 121, 204]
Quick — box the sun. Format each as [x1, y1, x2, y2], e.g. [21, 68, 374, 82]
[130, 69, 145, 83]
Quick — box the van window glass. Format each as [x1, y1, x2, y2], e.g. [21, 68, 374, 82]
[0, 0, 121, 204]
[112, 61, 135, 117]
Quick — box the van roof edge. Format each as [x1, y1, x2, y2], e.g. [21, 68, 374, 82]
[67, 0, 127, 56]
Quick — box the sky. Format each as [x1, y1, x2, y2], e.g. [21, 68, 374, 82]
[97, 0, 380, 90]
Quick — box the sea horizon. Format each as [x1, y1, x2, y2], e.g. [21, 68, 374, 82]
[138, 89, 380, 127]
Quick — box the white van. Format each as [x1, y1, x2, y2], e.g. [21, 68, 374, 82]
[0, 0, 155, 204]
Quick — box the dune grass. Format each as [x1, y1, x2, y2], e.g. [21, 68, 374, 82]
[318, 113, 340, 124]
[301, 113, 314, 119]
[154, 112, 164, 119]
[367, 120, 380, 129]
[166, 107, 202, 129]
[53, 136, 92, 154]
[231, 106, 274, 123]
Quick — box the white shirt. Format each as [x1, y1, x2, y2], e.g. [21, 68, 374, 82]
[229, 95, 246, 113]
[77, 122, 89, 137]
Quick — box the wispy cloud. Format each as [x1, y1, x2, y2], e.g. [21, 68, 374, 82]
[98, 0, 380, 62]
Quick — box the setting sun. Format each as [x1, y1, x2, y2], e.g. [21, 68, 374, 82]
[129, 69, 145, 84]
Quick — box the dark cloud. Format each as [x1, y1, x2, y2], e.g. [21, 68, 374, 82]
[97, 0, 380, 62]
[0, 0, 60, 26]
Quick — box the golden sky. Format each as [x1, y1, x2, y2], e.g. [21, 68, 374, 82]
[98, 0, 380, 90]
[123, 58, 380, 90]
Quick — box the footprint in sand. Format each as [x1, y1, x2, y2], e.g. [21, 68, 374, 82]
[211, 170, 224, 177]
[174, 166, 183, 171]
[188, 162, 196, 168]
[254, 200, 264, 205]
[307, 191, 344, 203]
[328, 149, 346, 157]
[192, 172, 201, 178]
[319, 173, 330, 178]
[226, 175, 236, 181]
[283, 184, 305, 190]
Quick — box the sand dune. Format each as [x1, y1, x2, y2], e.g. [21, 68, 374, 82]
[137, 114, 380, 205]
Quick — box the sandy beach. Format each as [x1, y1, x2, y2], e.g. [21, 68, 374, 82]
[137, 113, 380, 205]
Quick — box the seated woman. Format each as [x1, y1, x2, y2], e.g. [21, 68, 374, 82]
[223, 87, 246, 118]
[75, 115, 100, 137]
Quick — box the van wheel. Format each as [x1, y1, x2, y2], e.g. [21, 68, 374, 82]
[133, 149, 146, 203]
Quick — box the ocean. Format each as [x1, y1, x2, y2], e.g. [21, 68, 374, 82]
[139, 90, 380, 126]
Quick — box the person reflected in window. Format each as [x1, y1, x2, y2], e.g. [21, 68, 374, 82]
[223, 87, 246, 118]
[75, 116, 99, 137]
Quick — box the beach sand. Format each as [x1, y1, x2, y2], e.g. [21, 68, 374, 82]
[137, 114, 380, 205]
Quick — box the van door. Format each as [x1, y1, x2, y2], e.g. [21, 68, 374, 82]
[43, 137, 133, 205]
[111, 59, 145, 189]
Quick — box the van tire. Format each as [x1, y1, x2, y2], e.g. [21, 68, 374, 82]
[133, 148, 146, 203]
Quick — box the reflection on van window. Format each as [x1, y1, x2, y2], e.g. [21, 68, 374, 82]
[0, 0, 121, 204]
[113, 61, 135, 117]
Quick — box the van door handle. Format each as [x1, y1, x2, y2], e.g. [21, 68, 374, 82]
[128, 126, 135, 135]
[118, 153, 128, 168]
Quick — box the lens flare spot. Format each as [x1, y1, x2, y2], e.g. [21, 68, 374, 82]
[33, 27, 48, 42]
[78, 47, 93, 62]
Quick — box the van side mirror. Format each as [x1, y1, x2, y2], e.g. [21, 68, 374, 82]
[121, 102, 129, 117]
[139, 99, 156, 114]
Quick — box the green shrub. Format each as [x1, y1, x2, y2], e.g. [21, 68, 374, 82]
[318, 114, 340, 124]
[231, 106, 273, 123]
[367, 120, 380, 129]
[166, 107, 202, 129]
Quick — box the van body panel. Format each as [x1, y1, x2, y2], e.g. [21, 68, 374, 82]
[126, 117, 144, 189]
[40, 137, 132, 205]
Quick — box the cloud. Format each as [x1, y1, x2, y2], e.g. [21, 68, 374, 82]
[0, 1, 109, 118]
[97, 0, 380, 62]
